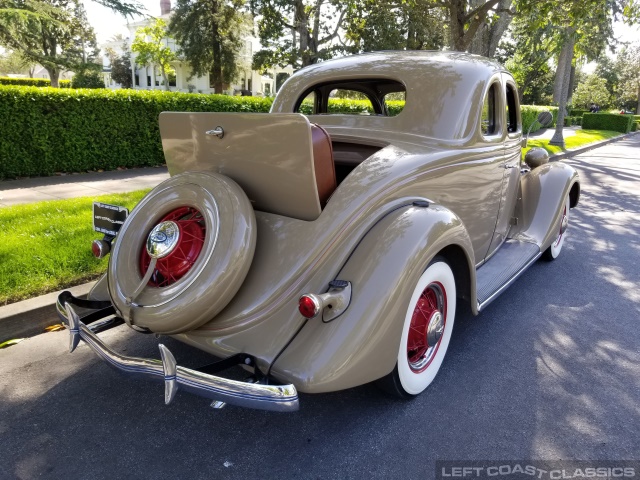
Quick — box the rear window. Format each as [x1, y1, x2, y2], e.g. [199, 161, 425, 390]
[295, 79, 405, 117]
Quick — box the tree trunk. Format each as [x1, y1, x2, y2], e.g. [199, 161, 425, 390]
[468, 0, 512, 57]
[161, 66, 170, 91]
[210, 0, 223, 94]
[549, 28, 575, 148]
[46, 67, 60, 88]
[553, 39, 572, 104]
[567, 65, 575, 105]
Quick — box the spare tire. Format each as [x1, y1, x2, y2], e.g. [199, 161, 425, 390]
[107, 172, 256, 334]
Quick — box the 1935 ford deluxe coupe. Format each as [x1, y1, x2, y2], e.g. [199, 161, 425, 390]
[56, 52, 580, 412]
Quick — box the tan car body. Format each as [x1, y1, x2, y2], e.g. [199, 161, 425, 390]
[89, 51, 579, 394]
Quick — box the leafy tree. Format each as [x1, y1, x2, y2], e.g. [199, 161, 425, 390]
[0, 49, 36, 76]
[169, 0, 248, 94]
[71, 65, 104, 88]
[0, 0, 100, 87]
[615, 44, 640, 112]
[594, 54, 619, 99]
[109, 50, 133, 88]
[131, 18, 176, 91]
[345, 0, 445, 52]
[572, 74, 612, 108]
[250, 0, 350, 69]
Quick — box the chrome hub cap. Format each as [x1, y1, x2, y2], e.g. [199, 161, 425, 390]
[146, 221, 180, 259]
[426, 311, 444, 346]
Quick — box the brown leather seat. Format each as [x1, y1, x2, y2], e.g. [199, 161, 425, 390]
[310, 124, 337, 207]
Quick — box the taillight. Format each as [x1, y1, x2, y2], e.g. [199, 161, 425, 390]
[298, 295, 321, 319]
[92, 239, 110, 259]
[298, 281, 352, 321]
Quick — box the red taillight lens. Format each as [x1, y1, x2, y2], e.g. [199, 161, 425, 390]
[298, 295, 320, 318]
[92, 239, 110, 259]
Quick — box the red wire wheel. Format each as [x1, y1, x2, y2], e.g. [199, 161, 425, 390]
[406, 281, 447, 373]
[139, 207, 206, 287]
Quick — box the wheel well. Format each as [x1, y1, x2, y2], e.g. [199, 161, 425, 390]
[436, 244, 471, 304]
[569, 181, 580, 208]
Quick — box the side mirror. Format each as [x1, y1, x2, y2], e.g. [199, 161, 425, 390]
[523, 110, 554, 147]
[524, 147, 549, 169]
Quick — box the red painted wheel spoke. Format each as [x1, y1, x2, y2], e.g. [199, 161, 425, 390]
[406, 282, 447, 372]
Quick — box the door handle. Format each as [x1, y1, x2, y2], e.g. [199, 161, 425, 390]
[205, 126, 224, 139]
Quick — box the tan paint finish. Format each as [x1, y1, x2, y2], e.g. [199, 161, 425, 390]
[101, 52, 581, 393]
[159, 112, 323, 221]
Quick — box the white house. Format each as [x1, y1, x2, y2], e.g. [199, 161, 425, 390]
[102, 0, 293, 96]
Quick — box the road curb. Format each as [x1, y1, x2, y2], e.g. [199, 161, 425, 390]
[0, 281, 95, 343]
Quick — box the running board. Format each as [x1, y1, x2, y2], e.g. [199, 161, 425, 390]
[476, 240, 540, 311]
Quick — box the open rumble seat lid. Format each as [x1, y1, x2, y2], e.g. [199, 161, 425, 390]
[159, 112, 323, 221]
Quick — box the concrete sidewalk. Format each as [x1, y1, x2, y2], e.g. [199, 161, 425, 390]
[0, 166, 169, 207]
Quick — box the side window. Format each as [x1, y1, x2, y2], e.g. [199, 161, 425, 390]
[481, 83, 498, 136]
[506, 84, 519, 133]
[384, 91, 405, 117]
[328, 89, 374, 114]
[297, 92, 315, 115]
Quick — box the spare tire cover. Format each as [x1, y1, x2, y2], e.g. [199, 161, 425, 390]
[108, 172, 256, 334]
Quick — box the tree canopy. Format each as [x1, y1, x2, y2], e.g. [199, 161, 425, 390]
[131, 18, 176, 91]
[0, 0, 100, 87]
[169, 0, 248, 94]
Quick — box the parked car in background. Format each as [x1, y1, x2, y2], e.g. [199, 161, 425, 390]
[57, 51, 580, 412]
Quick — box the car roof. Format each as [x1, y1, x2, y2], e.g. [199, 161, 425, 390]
[271, 51, 509, 142]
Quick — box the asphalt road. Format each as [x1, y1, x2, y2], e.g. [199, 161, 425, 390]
[1, 135, 639, 480]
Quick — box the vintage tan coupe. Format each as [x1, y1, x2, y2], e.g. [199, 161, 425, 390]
[57, 51, 580, 412]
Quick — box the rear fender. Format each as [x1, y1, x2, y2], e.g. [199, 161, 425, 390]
[513, 162, 580, 250]
[271, 203, 475, 393]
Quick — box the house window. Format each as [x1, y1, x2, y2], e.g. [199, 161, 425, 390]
[147, 75, 151, 87]
[135, 74, 140, 86]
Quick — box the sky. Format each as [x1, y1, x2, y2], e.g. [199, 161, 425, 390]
[83, 0, 160, 43]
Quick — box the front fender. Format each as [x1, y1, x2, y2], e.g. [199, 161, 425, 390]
[271, 203, 475, 393]
[514, 161, 580, 249]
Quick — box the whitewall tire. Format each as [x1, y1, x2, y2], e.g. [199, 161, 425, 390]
[379, 259, 456, 397]
[543, 195, 570, 261]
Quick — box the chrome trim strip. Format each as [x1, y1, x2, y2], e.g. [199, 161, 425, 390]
[62, 303, 299, 412]
[477, 251, 542, 312]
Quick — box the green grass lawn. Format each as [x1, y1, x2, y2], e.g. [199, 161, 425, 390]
[523, 129, 621, 157]
[0, 189, 149, 305]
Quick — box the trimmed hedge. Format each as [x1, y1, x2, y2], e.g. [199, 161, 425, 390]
[0, 85, 565, 179]
[0, 86, 273, 179]
[521, 105, 559, 133]
[0, 77, 71, 88]
[582, 113, 634, 133]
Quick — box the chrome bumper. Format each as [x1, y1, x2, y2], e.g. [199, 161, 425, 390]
[56, 297, 299, 412]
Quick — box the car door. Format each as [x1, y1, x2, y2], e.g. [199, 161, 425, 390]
[486, 76, 523, 257]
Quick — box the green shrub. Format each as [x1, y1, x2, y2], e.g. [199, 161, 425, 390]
[521, 105, 559, 133]
[0, 86, 274, 179]
[632, 121, 638, 132]
[71, 69, 104, 89]
[574, 116, 582, 126]
[0, 77, 71, 88]
[570, 109, 588, 117]
[582, 113, 634, 133]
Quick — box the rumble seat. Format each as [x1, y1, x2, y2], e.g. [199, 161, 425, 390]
[159, 112, 335, 221]
[310, 124, 337, 207]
